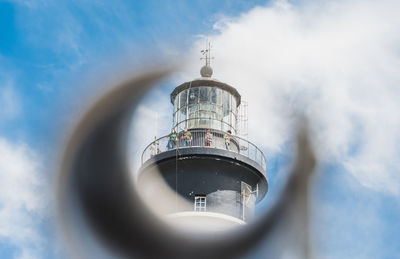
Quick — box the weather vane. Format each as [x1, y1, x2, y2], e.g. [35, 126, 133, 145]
[200, 40, 214, 67]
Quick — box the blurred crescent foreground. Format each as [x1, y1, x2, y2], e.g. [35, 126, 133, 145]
[57, 64, 316, 259]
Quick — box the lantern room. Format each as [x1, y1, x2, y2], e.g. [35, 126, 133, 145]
[170, 78, 241, 134]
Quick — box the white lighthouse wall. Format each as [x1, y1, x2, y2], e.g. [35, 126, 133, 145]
[165, 211, 245, 233]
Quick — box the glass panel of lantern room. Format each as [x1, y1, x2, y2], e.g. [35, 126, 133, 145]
[210, 88, 217, 103]
[191, 118, 199, 128]
[189, 111, 198, 119]
[199, 111, 208, 118]
[210, 104, 216, 113]
[231, 113, 236, 129]
[199, 87, 210, 103]
[188, 119, 195, 129]
[223, 91, 230, 116]
[210, 111, 217, 120]
[231, 97, 237, 113]
[216, 89, 222, 106]
[189, 87, 199, 105]
[177, 121, 185, 132]
[200, 103, 211, 112]
[188, 104, 198, 116]
[174, 111, 179, 129]
[223, 113, 229, 125]
[180, 90, 187, 109]
[216, 106, 223, 119]
[199, 119, 210, 128]
[179, 109, 186, 122]
[174, 96, 179, 113]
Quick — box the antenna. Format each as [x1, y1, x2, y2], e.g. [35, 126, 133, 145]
[238, 100, 249, 151]
[200, 40, 215, 77]
[155, 112, 159, 138]
[200, 40, 214, 67]
[238, 100, 249, 139]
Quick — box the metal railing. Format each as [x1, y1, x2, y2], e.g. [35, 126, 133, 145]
[141, 129, 266, 171]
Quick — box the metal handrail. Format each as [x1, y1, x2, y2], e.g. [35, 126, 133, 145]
[141, 129, 266, 171]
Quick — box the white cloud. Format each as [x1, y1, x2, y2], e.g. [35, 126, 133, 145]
[0, 138, 48, 258]
[180, 0, 400, 195]
[0, 80, 21, 121]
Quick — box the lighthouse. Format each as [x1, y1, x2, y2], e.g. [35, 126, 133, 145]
[137, 44, 268, 230]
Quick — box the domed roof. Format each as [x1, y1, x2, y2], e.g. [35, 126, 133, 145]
[200, 65, 213, 77]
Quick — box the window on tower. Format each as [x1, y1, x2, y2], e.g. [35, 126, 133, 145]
[194, 195, 207, 212]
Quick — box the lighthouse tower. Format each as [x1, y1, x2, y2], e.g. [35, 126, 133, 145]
[137, 44, 268, 230]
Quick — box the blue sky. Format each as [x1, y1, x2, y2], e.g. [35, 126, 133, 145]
[1, 0, 400, 258]
[0, 0, 265, 146]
